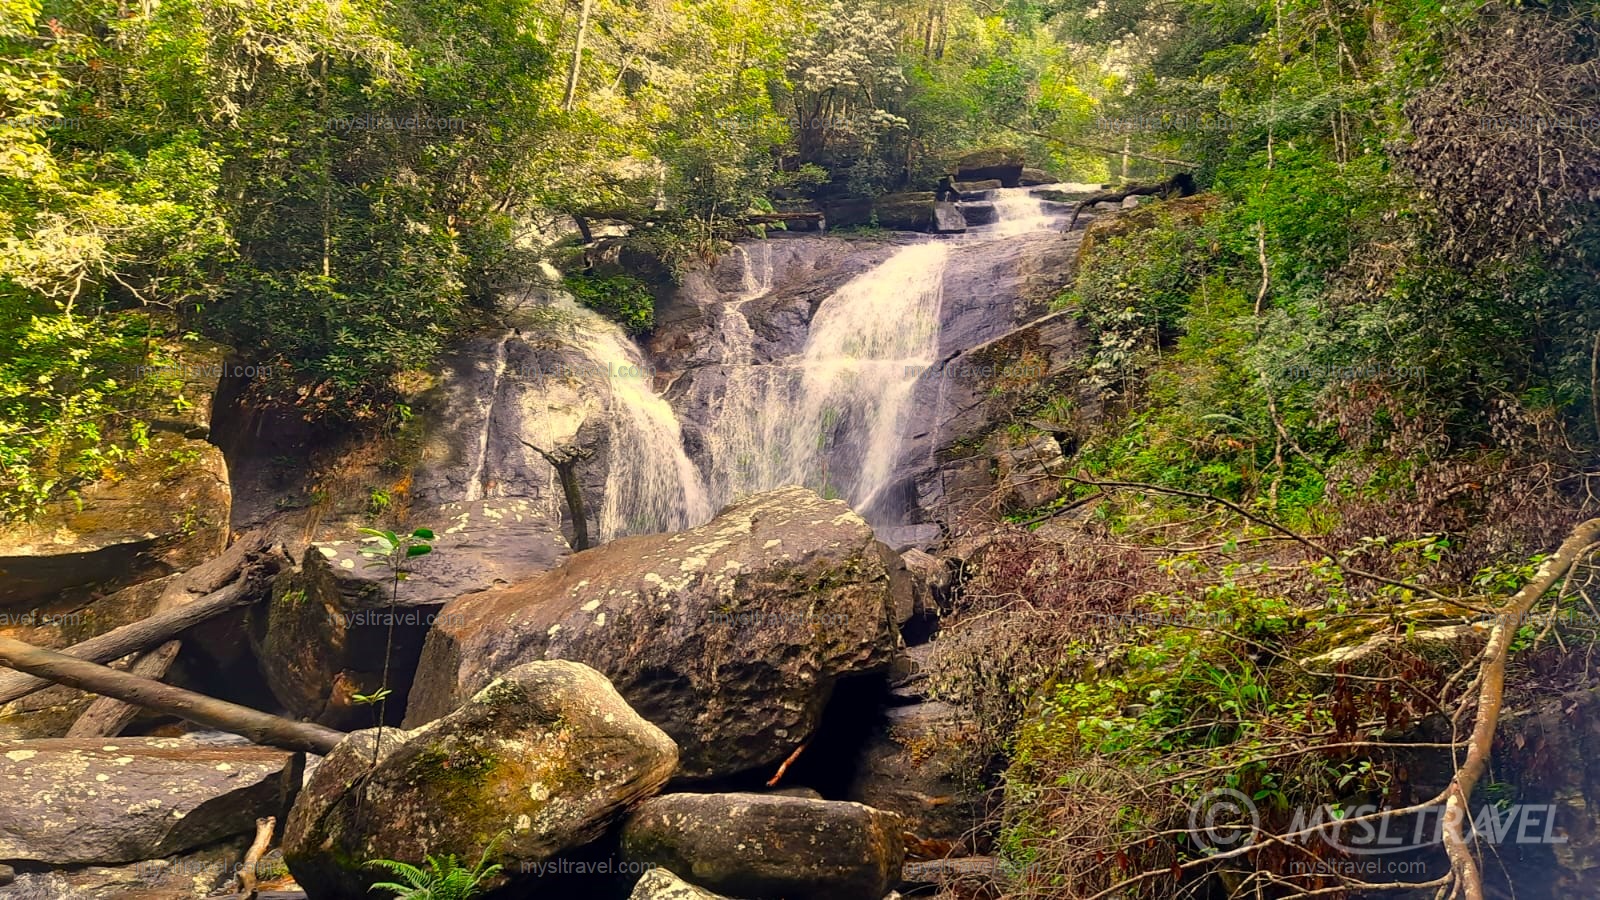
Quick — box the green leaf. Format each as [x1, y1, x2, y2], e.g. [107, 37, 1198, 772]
[406, 544, 433, 557]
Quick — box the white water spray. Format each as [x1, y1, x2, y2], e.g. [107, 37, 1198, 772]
[701, 240, 949, 512]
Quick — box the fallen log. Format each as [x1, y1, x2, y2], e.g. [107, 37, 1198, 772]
[745, 211, 823, 225]
[1067, 172, 1197, 229]
[0, 540, 287, 706]
[0, 637, 345, 754]
[66, 640, 182, 737]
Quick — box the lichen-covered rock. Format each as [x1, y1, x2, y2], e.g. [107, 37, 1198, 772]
[2, 833, 259, 899]
[1018, 167, 1058, 186]
[621, 793, 905, 900]
[283, 660, 676, 898]
[407, 487, 904, 779]
[630, 868, 736, 899]
[0, 737, 299, 865]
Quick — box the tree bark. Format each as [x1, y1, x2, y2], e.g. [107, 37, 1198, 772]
[0, 540, 287, 706]
[66, 640, 181, 737]
[521, 439, 594, 550]
[563, 0, 594, 112]
[0, 637, 345, 754]
[1441, 517, 1600, 900]
[238, 815, 276, 897]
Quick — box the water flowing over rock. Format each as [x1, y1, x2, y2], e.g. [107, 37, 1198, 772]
[405, 486, 904, 779]
[621, 793, 906, 900]
[656, 189, 1083, 544]
[283, 660, 677, 898]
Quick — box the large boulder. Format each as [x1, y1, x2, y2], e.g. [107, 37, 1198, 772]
[0, 737, 300, 865]
[407, 487, 904, 779]
[954, 148, 1025, 187]
[933, 202, 967, 234]
[1018, 167, 1059, 186]
[622, 793, 905, 900]
[958, 202, 998, 227]
[249, 546, 447, 728]
[2, 834, 260, 899]
[0, 432, 229, 606]
[630, 868, 736, 899]
[873, 193, 938, 231]
[283, 660, 676, 898]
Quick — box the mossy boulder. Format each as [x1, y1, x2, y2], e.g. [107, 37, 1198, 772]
[283, 660, 677, 898]
[872, 192, 938, 231]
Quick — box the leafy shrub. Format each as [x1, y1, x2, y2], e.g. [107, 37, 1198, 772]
[564, 272, 655, 336]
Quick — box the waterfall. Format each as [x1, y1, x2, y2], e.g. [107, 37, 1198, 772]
[701, 241, 949, 515]
[463, 332, 511, 501]
[551, 297, 713, 542]
[986, 186, 1054, 237]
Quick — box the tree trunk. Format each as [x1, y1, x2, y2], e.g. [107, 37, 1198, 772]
[520, 439, 594, 550]
[66, 640, 181, 737]
[563, 0, 594, 112]
[0, 637, 345, 755]
[0, 539, 287, 706]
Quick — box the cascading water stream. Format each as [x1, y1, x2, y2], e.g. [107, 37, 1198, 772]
[700, 241, 950, 516]
[463, 333, 511, 502]
[551, 295, 713, 541]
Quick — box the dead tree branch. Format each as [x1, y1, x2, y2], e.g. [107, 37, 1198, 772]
[0, 636, 344, 754]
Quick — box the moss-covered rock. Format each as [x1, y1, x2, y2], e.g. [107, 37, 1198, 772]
[283, 660, 677, 898]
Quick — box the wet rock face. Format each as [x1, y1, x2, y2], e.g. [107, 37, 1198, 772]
[283, 660, 677, 899]
[621, 793, 905, 900]
[407, 486, 905, 780]
[0, 737, 299, 866]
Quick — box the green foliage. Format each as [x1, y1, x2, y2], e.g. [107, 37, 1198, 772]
[564, 272, 654, 336]
[367, 841, 503, 900]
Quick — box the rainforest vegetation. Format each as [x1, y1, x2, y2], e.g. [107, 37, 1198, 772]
[3, 0, 1600, 894]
